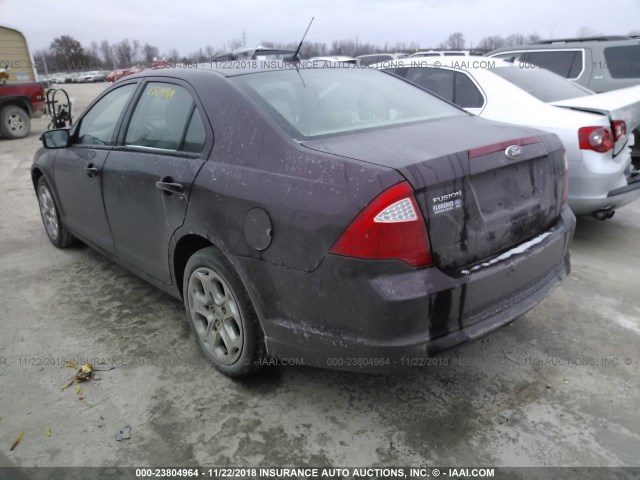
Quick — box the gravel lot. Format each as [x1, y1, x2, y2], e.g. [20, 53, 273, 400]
[1, 83, 639, 470]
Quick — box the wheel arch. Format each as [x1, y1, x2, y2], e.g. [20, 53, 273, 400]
[172, 234, 214, 298]
[31, 167, 44, 189]
[0, 97, 32, 116]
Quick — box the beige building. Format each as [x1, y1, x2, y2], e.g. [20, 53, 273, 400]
[0, 25, 37, 83]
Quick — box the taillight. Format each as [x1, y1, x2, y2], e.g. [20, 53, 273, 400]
[561, 154, 569, 207]
[612, 120, 627, 142]
[578, 126, 614, 153]
[330, 181, 432, 267]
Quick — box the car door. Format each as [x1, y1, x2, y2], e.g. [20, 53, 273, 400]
[53, 83, 138, 253]
[101, 80, 210, 285]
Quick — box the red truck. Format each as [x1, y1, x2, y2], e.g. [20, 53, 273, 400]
[1, 25, 47, 139]
[0, 80, 47, 139]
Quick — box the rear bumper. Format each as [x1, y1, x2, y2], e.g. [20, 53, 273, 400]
[233, 209, 575, 373]
[568, 148, 640, 215]
[570, 166, 640, 215]
[31, 100, 46, 118]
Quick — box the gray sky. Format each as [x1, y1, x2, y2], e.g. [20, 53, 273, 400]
[2, 0, 639, 54]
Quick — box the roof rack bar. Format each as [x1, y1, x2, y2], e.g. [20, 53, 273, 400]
[533, 35, 631, 44]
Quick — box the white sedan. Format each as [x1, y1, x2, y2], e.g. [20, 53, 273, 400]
[378, 57, 640, 217]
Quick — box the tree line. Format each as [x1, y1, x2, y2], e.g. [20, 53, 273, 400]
[32, 27, 640, 73]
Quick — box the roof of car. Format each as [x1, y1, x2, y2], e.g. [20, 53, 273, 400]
[371, 55, 514, 71]
[488, 36, 639, 54]
[120, 61, 368, 82]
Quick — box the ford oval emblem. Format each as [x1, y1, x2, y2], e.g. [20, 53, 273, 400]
[505, 145, 522, 159]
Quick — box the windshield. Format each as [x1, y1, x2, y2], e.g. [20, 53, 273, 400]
[489, 66, 594, 102]
[232, 68, 464, 139]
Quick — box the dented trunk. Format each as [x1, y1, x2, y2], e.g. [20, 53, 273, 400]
[302, 116, 566, 273]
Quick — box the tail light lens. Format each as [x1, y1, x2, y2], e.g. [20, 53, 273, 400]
[578, 126, 614, 153]
[612, 120, 627, 142]
[330, 181, 432, 267]
[561, 154, 569, 207]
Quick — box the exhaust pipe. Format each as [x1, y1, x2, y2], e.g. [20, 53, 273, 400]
[593, 209, 615, 221]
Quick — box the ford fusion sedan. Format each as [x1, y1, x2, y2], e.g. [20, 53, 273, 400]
[32, 65, 575, 376]
[379, 57, 640, 218]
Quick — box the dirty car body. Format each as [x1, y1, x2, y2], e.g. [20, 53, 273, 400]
[31, 65, 575, 375]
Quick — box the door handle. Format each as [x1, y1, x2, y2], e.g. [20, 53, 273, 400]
[84, 164, 99, 177]
[155, 179, 184, 195]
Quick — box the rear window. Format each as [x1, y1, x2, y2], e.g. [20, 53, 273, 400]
[232, 68, 463, 139]
[525, 50, 583, 79]
[489, 66, 593, 102]
[603, 45, 640, 78]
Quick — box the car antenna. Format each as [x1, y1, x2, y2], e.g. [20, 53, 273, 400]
[287, 16, 314, 63]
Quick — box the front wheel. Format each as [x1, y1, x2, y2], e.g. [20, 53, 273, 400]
[183, 247, 265, 377]
[0, 105, 30, 139]
[36, 177, 75, 248]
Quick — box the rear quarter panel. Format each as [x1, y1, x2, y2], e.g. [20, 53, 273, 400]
[178, 74, 404, 272]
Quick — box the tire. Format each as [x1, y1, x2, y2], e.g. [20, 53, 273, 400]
[0, 105, 30, 139]
[183, 246, 265, 377]
[36, 177, 75, 248]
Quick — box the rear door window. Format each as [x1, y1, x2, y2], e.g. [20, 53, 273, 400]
[405, 68, 455, 102]
[604, 45, 640, 78]
[403, 68, 484, 108]
[454, 72, 484, 108]
[125, 82, 197, 151]
[525, 50, 583, 79]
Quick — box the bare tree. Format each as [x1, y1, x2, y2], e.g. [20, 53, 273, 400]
[204, 45, 216, 62]
[477, 35, 505, 51]
[86, 41, 101, 68]
[132, 40, 140, 63]
[99, 40, 114, 67]
[115, 39, 135, 66]
[142, 43, 159, 64]
[526, 33, 542, 43]
[446, 32, 465, 49]
[166, 49, 180, 62]
[576, 27, 603, 38]
[504, 33, 526, 47]
[225, 38, 244, 51]
[50, 35, 87, 70]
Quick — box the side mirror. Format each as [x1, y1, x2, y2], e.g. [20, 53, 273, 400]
[41, 129, 70, 149]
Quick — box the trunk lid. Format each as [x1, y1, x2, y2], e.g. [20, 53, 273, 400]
[302, 116, 565, 273]
[551, 85, 640, 155]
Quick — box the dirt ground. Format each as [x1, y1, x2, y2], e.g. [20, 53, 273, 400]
[0, 83, 639, 470]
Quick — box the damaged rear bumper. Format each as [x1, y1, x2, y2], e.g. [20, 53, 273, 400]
[233, 208, 576, 373]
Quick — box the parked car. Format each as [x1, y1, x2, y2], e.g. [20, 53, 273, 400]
[77, 71, 107, 83]
[213, 46, 296, 62]
[380, 57, 640, 217]
[487, 36, 640, 93]
[488, 36, 640, 161]
[47, 73, 67, 84]
[356, 53, 408, 66]
[32, 65, 574, 376]
[307, 56, 357, 64]
[410, 50, 470, 58]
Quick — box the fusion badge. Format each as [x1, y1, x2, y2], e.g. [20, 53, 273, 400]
[432, 190, 463, 215]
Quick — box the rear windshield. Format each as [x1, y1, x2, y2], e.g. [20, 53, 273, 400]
[489, 66, 593, 102]
[604, 45, 640, 78]
[232, 68, 464, 139]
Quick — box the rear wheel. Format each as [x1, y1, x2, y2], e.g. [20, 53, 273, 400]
[183, 247, 265, 377]
[36, 177, 75, 248]
[0, 105, 30, 139]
